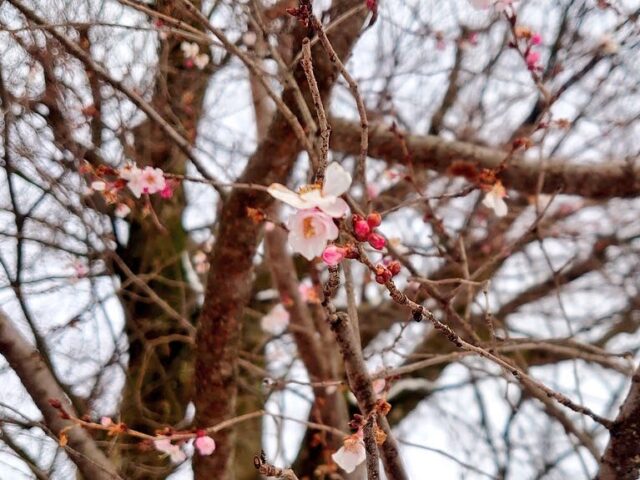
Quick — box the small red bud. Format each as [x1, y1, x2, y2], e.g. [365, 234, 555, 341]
[388, 261, 402, 276]
[367, 212, 382, 228]
[354, 220, 371, 241]
[375, 274, 387, 284]
[49, 399, 62, 409]
[368, 232, 386, 250]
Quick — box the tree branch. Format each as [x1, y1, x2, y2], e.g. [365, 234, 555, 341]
[0, 309, 121, 480]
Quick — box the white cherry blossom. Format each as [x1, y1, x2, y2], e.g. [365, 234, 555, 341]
[268, 162, 351, 218]
[482, 181, 508, 217]
[180, 41, 200, 59]
[261, 303, 290, 335]
[332, 434, 366, 473]
[154, 438, 187, 463]
[115, 204, 131, 218]
[287, 209, 339, 260]
[194, 53, 210, 70]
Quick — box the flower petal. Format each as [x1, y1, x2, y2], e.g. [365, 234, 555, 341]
[482, 191, 497, 210]
[317, 197, 350, 218]
[322, 162, 352, 197]
[268, 183, 311, 209]
[494, 197, 508, 217]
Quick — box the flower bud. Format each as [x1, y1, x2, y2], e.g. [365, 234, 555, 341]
[366, 212, 382, 228]
[388, 261, 402, 276]
[322, 245, 347, 266]
[354, 220, 371, 241]
[368, 232, 386, 250]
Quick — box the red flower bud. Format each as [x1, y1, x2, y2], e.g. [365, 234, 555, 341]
[375, 274, 387, 284]
[354, 220, 371, 241]
[388, 261, 402, 276]
[368, 232, 386, 250]
[367, 212, 382, 228]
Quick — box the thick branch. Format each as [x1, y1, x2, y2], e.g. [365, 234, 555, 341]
[0, 309, 121, 480]
[329, 117, 640, 198]
[596, 367, 640, 480]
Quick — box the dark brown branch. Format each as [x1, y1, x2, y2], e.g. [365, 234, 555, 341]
[329, 117, 640, 198]
[596, 366, 640, 480]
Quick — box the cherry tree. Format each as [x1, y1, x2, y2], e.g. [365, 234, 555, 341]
[0, 0, 639, 479]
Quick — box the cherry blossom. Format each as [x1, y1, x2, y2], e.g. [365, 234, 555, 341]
[287, 209, 339, 260]
[261, 303, 290, 335]
[267, 162, 352, 218]
[332, 433, 366, 473]
[298, 281, 319, 303]
[114, 204, 131, 218]
[154, 438, 187, 463]
[482, 181, 508, 217]
[124, 166, 166, 198]
[100, 417, 113, 427]
[181, 41, 209, 70]
[91, 180, 106, 191]
[194, 432, 216, 455]
[181, 42, 199, 59]
[322, 245, 347, 266]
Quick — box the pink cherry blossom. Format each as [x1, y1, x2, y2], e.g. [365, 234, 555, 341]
[332, 433, 366, 473]
[287, 209, 339, 260]
[154, 438, 187, 463]
[126, 166, 166, 198]
[194, 433, 216, 455]
[322, 245, 347, 266]
[531, 33, 542, 45]
[268, 162, 352, 218]
[261, 303, 290, 335]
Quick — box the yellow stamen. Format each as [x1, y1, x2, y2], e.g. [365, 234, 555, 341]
[303, 217, 316, 238]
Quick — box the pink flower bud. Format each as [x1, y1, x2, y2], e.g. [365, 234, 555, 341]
[194, 432, 216, 456]
[526, 51, 541, 69]
[322, 245, 347, 266]
[160, 183, 174, 199]
[531, 33, 542, 45]
[367, 232, 386, 250]
[354, 220, 371, 241]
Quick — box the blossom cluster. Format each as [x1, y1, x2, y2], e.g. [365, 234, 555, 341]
[85, 162, 176, 219]
[267, 162, 352, 260]
[181, 42, 210, 70]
